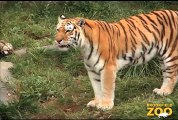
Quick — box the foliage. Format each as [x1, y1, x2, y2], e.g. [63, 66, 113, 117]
[0, 1, 178, 119]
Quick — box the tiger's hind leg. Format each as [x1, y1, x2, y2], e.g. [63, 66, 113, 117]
[153, 54, 178, 96]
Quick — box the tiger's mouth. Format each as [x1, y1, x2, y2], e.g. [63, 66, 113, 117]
[58, 44, 70, 48]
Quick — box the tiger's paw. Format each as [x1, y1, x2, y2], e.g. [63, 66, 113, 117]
[153, 88, 172, 96]
[96, 99, 114, 111]
[87, 99, 99, 107]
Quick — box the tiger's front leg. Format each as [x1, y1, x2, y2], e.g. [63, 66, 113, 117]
[97, 64, 117, 110]
[86, 70, 102, 108]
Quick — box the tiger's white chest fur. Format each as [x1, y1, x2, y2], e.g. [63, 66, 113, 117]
[83, 44, 105, 72]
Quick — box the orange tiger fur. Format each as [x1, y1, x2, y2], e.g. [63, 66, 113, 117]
[55, 10, 178, 110]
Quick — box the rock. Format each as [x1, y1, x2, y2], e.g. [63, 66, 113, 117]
[0, 82, 11, 105]
[0, 61, 14, 83]
[14, 48, 27, 56]
[0, 61, 14, 104]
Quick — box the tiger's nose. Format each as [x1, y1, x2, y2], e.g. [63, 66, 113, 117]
[56, 40, 62, 44]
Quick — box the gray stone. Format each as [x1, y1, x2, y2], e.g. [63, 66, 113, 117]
[0, 61, 14, 104]
[14, 48, 27, 57]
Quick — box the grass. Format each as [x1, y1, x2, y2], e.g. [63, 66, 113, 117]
[0, 1, 178, 119]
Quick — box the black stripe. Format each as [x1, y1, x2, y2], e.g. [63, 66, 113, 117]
[119, 22, 128, 53]
[156, 16, 164, 25]
[107, 38, 111, 63]
[127, 22, 137, 36]
[78, 38, 82, 47]
[87, 36, 93, 60]
[114, 24, 120, 30]
[96, 23, 101, 54]
[126, 18, 137, 30]
[171, 33, 178, 52]
[166, 64, 178, 70]
[74, 31, 77, 39]
[162, 11, 172, 26]
[129, 57, 133, 62]
[110, 24, 115, 53]
[169, 10, 176, 28]
[140, 21, 146, 27]
[160, 21, 165, 40]
[129, 17, 135, 21]
[129, 29, 137, 45]
[94, 51, 103, 67]
[74, 41, 78, 45]
[103, 23, 112, 62]
[160, 12, 168, 26]
[118, 26, 121, 36]
[90, 70, 100, 76]
[148, 42, 154, 54]
[141, 53, 145, 63]
[136, 15, 147, 24]
[150, 23, 161, 37]
[167, 29, 174, 49]
[138, 28, 150, 45]
[98, 21, 105, 30]
[151, 11, 164, 21]
[86, 22, 93, 30]
[159, 24, 166, 56]
[94, 78, 101, 82]
[130, 37, 136, 50]
[113, 24, 121, 36]
[141, 42, 147, 53]
[85, 63, 91, 68]
[164, 10, 174, 28]
[84, 23, 94, 60]
[166, 56, 178, 63]
[152, 31, 159, 41]
[144, 14, 157, 26]
[77, 32, 80, 41]
[162, 11, 174, 49]
[122, 51, 126, 60]
[166, 64, 178, 69]
[131, 48, 135, 58]
[103, 22, 112, 40]
[161, 38, 168, 56]
[98, 60, 106, 73]
[143, 24, 152, 33]
[116, 26, 120, 42]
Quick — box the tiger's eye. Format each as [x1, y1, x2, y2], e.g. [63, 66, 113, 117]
[57, 29, 60, 32]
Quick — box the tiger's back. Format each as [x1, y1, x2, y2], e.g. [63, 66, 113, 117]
[95, 10, 178, 68]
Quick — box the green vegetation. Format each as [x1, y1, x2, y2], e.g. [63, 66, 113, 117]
[0, 1, 178, 119]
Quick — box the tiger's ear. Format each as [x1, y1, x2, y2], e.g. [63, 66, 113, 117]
[58, 15, 66, 22]
[78, 19, 85, 27]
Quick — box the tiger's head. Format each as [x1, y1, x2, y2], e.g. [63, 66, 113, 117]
[55, 15, 85, 51]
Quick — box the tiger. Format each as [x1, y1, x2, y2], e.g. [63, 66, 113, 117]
[54, 10, 178, 110]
